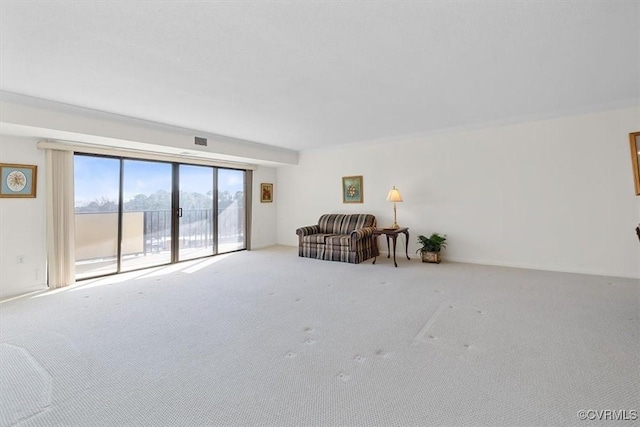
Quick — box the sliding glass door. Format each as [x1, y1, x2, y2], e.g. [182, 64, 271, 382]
[74, 154, 247, 280]
[218, 169, 246, 253]
[121, 159, 173, 272]
[74, 156, 121, 279]
[178, 165, 215, 261]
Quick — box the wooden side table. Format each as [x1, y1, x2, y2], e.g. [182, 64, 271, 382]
[372, 227, 410, 267]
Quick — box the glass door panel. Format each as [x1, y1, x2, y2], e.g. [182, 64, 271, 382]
[74, 155, 120, 279]
[179, 165, 214, 261]
[217, 169, 246, 253]
[75, 155, 248, 280]
[120, 159, 173, 272]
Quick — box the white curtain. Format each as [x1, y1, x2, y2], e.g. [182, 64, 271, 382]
[46, 149, 75, 288]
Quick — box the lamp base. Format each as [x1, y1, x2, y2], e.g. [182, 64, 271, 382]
[390, 203, 400, 229]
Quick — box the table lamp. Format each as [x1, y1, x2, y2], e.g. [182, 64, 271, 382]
[386, 186, 403, 229]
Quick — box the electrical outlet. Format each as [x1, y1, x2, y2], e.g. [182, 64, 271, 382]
[17, 255, 24, 264]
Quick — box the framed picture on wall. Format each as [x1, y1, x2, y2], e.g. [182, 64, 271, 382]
[630, 131, 640, 195]
[261, 183, 273, 203]
[0, 163, 37, 198]
[342, 175, 363, 203]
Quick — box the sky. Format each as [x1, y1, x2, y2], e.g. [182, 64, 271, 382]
[74, 155, 245, 207]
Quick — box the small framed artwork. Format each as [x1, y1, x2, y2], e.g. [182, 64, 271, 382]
[0, 163, 37, 198]
[630, 131, 640, 195]
[261, 183, 273, 203]
[342, 175, 363, 203]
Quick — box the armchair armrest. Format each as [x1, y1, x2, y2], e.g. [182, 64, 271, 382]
[297, 225, 320, 245]
[350, 226, 376, 248]
[296, 225, 320, 237]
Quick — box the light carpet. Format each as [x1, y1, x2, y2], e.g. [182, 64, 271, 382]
[0, 246, 638, 426]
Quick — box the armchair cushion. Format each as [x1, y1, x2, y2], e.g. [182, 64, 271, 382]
[317, 214, 346, 234]
[302, 233, 336, 244]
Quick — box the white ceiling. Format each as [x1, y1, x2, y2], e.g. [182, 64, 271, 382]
[1, 1, 638, 152]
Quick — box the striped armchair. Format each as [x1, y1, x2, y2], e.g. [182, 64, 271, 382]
[296, 214, 379, 264]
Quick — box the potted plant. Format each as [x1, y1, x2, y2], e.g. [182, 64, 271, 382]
[416, 233, 447, 264]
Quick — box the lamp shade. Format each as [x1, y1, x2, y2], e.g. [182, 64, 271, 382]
[386, 186, 403, 202]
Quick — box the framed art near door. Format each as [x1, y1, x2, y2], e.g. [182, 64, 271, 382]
[630, 132, 640, 195]
[261, 183, 273, 203]
[0, 163, 37, 198]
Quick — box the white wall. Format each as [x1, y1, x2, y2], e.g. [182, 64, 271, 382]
[0, 136, 47, 298]
[251, 166, 277, 249]
[277, 107, 640, 279]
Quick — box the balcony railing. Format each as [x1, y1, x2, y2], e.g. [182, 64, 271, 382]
[75, 207, 245, 261]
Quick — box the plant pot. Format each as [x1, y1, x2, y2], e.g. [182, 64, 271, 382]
[421, 251, 441, 264]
